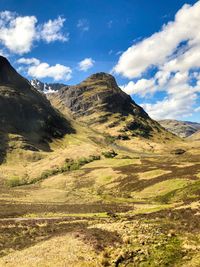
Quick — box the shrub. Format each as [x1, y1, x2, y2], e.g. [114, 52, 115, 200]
[33, 154, 101, 184]
[6, 177, 21, 187]
[6, 176, 28, 187]
[40, 169, 59, 180]
[69, 162, 80, 171]
[104, 134, 116, 144]
[102, 150, 118, 158]
[89, 155, 101, 161]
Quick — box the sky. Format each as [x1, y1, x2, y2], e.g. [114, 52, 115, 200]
[0, 0, 200, 122]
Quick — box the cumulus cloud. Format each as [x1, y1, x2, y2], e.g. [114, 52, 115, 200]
[17, 57, 40, 65]
[142, 80, 198, 120]
[114, 1, 200, 79]
[78, 58, 95, 71]
[18, 57, 72, 81]
[116, 1, 200, 120]
[40, 16, 68, 43]
[77, 19, 89, 32]
[0, 11, 68, 54]
[0, 12, 37, 54]
[121, 79, 155, 96]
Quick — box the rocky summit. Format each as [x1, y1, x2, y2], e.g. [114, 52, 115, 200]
[49, 72, 170, 140]
[30, 79, 65, 93]
[56, 72, 147, 117]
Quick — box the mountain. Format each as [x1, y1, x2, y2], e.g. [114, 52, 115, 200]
[185, 121, 200, 130]
[30, 79, 65, 93]
[48, 72, 173, 140]
[189, 130, 200, 140]
[159, 119, 200, 138]
[0, 56, 73, 154]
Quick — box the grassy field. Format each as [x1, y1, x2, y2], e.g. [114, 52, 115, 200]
[0, 130, 200, 266]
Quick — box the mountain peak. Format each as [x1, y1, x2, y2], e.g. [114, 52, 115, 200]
[86, 72, 115, 81]
[81, 72, 118, 87]
[57, 71, 144, 118]
[30, 79, 65, 93]
[0, 55, 10, 66]
[0, 55, 28, 89]
[0, 56, 72, 145]
[48, 72, 168, 140]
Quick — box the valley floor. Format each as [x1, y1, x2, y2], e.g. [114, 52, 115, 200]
[0, 137, 200, 266]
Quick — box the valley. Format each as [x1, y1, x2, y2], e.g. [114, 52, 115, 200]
[0, 56, 200, 266]
[0, 140, 200, 266]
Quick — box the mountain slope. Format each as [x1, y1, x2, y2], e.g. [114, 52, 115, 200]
[189, 130, 200, 140]
[0, 56, 73, 153]
[48, 72, 174, 141]
[159, 119, 200, 138]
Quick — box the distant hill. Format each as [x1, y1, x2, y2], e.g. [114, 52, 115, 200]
[30, 79, 65, 93]
[189, 130, 200, 140]
[159, 119, 200, 138]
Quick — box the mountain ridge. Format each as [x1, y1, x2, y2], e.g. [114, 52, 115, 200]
[30, 79, 66, 93]
[159, 119, 200, 138]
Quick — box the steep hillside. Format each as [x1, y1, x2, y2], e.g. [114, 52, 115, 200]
[0, 56, 73, 161]
[49, 72, 174, 142]
[159, 119, 200, 138]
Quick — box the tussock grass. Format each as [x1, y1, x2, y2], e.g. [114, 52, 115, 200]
[138, 169, 171, 180]
[132, 179, 192, 201]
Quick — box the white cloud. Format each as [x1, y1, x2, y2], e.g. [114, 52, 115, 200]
[78, 58, 95, 71]
[116, 1, 200, 120]
[18, 57, 72, 81]
[28, 63, 72, 81]
[120, 79, 155, 96]
[114, 1, 200, 79]
[40, 16, 68, 43]
[0, 11, 16, 25]
[140, 71, 200, 119]
[77, 19, 89, 32]
[17, 57, 40, 65]
[142, 90, 197, 120]
[0, 12, 37, 54]
[0, 11, 68, 54]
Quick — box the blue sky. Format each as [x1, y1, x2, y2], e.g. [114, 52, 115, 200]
[0, 0, 199, 122]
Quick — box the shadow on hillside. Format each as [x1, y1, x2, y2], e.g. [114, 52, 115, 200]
[0, 132, 8, 164]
